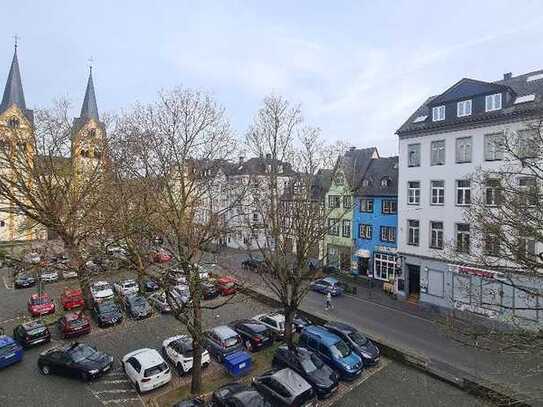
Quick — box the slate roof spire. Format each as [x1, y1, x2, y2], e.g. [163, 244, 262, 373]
[80, 64, 99, 121]
[1, 39, 27, 113]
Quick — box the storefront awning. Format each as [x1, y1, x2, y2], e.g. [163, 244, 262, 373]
[355, 249, 371, 258]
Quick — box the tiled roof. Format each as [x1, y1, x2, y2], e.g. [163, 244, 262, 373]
[355, 156, 398, 197]
[229, 156, 296, 177]
[339, 147, 379, 190]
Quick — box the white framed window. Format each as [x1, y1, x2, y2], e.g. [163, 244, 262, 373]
[359, 224, 372, 239]
[456, 180, 471, 206]
[342, 195, 352, 209]
[485, 93, 502, 112]
[430, 180, 445, 205]
[360, 199, 373, 213]
[517, 129, 539, 159]
[456, 223, 471, 254]
[408, 220, 420, 246]
[374, 253, 396, 281]
[380, 226, 396, 243]
[407, 143, 421, 167]
[328, 195, 340, 208]
[432, 105, 445, 121]
[484, 133, 504, 161]
[431, 140, 445, 165]
[455, 137, 472, 163]
[381, 200, 397, 214]
[408, 181, 421, 205]
[519, 177, 538, 206]
[430, 221, 443, 249]
[457, 100, 472, 117]
[485, 179, 501, 206]
[328, 218, 339, 236]
[342, 220, 351, 238]
[484, 227, 501, 256]
[517, 237, 537, 261]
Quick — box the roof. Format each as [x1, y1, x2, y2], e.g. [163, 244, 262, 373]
[272, 368, 312, 394]
[338, 147, 379, 190]
[304, 325, 339, 345]
[326, 321, 355, 333]
[132, 348, 163, 365]
[229, 156, 296, 177]
[356, 156, 398, 197]
[212, 325, 238, 338]
[397, 69, 543, 136]
[80, 69, 99, 121]
[0, 46, 33, 123]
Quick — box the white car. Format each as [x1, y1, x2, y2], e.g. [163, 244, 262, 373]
[253, 312, 285, 339]
[171, 285, 190, 304]
[122, 348, 171, 393]
[148, 292, 172, 313]
[62, 269, 78, 279]
[90, 281, 115, 303]
[40, 270, 59, 283]
[161, 335, 210, 375]
[114, 279, 139, 297]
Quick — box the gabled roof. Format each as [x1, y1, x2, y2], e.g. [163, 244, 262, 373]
[338, 147, 379, 190]
[229, 156, 296, 177]
[0, 46, 33, 123]
[355, 156, 398, 197]
[428, 78, 510, 106]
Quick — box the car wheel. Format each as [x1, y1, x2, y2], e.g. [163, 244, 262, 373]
[40, 365, 51, 375]
[80, 371, 89, 381]
[245, 340, 253, 352]
[176, 362, 185, 376]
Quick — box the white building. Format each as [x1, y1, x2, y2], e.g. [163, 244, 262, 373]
[396, 71, 543, 328]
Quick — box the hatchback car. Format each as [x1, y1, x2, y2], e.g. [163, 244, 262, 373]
[14, 273, 36, 289]
[122, 348, 172, 393]
[60, 288, 85, 310]
[299, 325, 362, 381]
[310, 277, 343, 296]
[252, 312, 285, 340]
[40, 269, 59, 283]
[272, 346, 338, 399]
[0, 332, 23, 368]
[205, 325, 243, 363]
[92, 300, 123, 327]
[324, 321, 380, 366]
[13, 320, 51, 348]
[58, 311, 91, 338]
[217, 275, 237, 296]
[212, 383, 271, 407]
[253, 368, 316, 407]
[28, 293, 56, 316]
[148, 292, 172, 313]
[114, 279, 139, 297]
[161, 335, 210, 375]
[241, 256, 265, 271]
[38, 342, 113, 381]
[143, 279, 160, 292]
[229, 319, 274, 352]
[201, 280, 219, 300]
[90, 281, 115, 304]
[124, 294, 153, 319]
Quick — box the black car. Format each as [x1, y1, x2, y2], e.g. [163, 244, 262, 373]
[202, 281, 219, 300]
[13, 320, 51, 348]
[253, 368, 316, 407]
[143, 279, 160, 292]
[241, 257, 265, 271]
[272, 346, 338, 399]
[172, 398, 205, 407]
[14, 273, 36, 289]
[92, 300, 124, 327]
[124, 295, 153, 319]
[229, 319, 273, 352]
[324, 321, 380, 366]
[38, 342, 114, 381]
[212, 383, 271, 407]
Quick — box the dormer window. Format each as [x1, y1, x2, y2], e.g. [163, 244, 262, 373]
[7, 117, 20, 128]
[362, 179, 370, 187]
[485, 93, 502, 112]
[432, 106, 445, 122]
[381, 177, 392, 187]
[457, 100, 472, 117]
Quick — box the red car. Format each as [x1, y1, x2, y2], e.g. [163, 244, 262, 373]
[28, 293, 56, 317]
[60, 288, 85, 310]
[58, 311, 91, 338]
[153, 249, 172, 263]
[217, 276, 237, 296]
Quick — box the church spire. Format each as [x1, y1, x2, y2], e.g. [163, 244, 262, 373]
[80, 63, 99, 121]
[1, 38, 26, 113]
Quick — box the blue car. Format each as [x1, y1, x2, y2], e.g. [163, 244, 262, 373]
[0, 331, 23, 369]
[299, 325, 362, 380]
[310, 277, 344, 296]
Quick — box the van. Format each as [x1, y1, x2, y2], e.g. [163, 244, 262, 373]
[205, 325, 243, 363]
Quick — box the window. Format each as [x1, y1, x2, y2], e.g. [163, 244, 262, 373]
[485, 179, 501, 206]
[456, 224, 470, 253]
[381, 177, 392, 187]
[456, 180, 471, 205]
[485, 93, 502, 112]
[517, 238, 537, 262]
[432, 105, 445, 121]
[342, 195, 352, 209]
[457, 100, 472, 117]
[359, 224, 372, 239]
[374, 253, 396, 281]
[408, 220, 420, 246]
[360, 199, 373, 212]
[362, 179, 370, 187]
[328, 195, 340, 209]
[382, 200, 397, 214]
[7, 117, 20, 128]
[80, 149, 89, 158]
[408, 181, 420, 205]
[0, 220, 5, 227]
[484, 227, 501, 256]
[252, 213, 258, 222]
[380, 226, 396, 243]
[342, 220, 351, 238]
[517, 129, 539, 159]
[430, 221, 443, 249]
[334, 173, 345, 186]
[407, 144, 421, 167]
[430, 181, 445, 205]
[328, 219, 339, 236]
[455, 137, 472, 163]
[519, 177, 538, 206]
[431, 140, 445, 166]
[94, 149, 102, 160]
[484, 133, 504, 161]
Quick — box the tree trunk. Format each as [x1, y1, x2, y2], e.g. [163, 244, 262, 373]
[190, 298, 203, 395]
[284, 306, 296, 350]
[64, 239, 91, 308]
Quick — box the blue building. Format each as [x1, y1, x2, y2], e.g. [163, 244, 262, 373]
[352, 156, 399, 283]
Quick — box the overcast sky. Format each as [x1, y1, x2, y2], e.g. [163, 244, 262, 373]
[2, 1, 543, 155]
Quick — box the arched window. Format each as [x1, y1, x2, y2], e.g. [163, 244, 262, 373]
[94, 149, 102, 160]
[80, 149, 89, 158]
[7, 117, 20, 128]
[88, 129, 96, 137]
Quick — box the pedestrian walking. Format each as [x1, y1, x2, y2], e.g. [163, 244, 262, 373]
[325, 292, 332, 310]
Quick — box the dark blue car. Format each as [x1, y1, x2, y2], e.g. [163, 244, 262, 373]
[299, 325, 362, 380]
[0, 332, 23, 369]
[309, 277, 344, 296]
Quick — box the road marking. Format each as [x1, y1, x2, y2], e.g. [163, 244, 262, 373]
[2, 275, 12, 290]
[101, 398, 142, 405]
[93, 389, 137, 395]
[100, 379, 131, 384]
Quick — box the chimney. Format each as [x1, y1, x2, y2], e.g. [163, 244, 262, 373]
[503, 72, 512, 80]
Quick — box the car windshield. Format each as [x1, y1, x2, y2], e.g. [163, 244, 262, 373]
[330, 340, 351, 359]
[124, 282, 137, 289]
[224, 336, 240, 348]
[144, 362, 168, 377]
[68, 344, 96, 362]
[94, 283, 111, 291]
[98, 302, 118, 313]
[31, 297, 50, 305]
[28, 326, 47, 335]
[68, 317, 86, 327]
[348, 331, 368, 346]
[130, 296, 147, 307]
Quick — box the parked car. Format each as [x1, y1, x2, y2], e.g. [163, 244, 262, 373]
[241, 256, 265, 271]
[272, 346, 338, 399]
[172, 284, 191, 304]
[60, 288, 85, 310]
[148, 292, 172, 313]
[299, 325, 362, 381]
[13, 320, 51, 348]
[167, 269, 187, 286]
[324, 321, 380, 366]
[172, 398, 205, 407]
[196, 265, 210, 280]
[122, 348, 172, 393]
[40, 269, 59, 283]
[25, 252, 41, 264]
[275, 312, 313, 333]
[28, 293, 55, 316]
[205, 325, 243, 363]
[14, 273, 36, 289]
[216, 275, 237, 296]
[92, 300, 123, 327]
[202, 280, 219, 300]
[38, 342, 113, 381]
[114, 279, 139, 297]
[253, 368, 316, 407]
[123, 294, 153, 319]
[90, 281, 115, 304]
[61, 267, 78, 279]
[252, 312, 285, 340]
[309, 277, 344, 296]
[212, 383, 271, 407]
[153, 249, 173, 263]
[143, 279, 160, 292]
[0, 331, 23, 368]
[229, 319, 274, 352]
[161, 335, 210, 375]
[58, 311, 91, 338]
